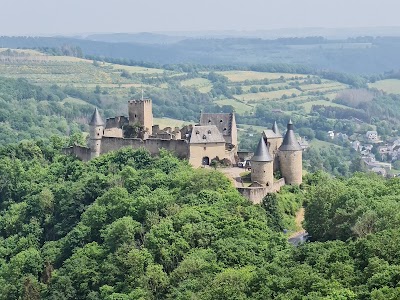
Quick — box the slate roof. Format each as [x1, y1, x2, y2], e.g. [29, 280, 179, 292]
[252, 137, 273, 162]
[272, 121, 281, 136]
[189, 125, 225, 144]
[279, 119, 302, 151]
[199, 113, 234, 136]
[89, 108, 104, 126]
[263, 129, 281, 139]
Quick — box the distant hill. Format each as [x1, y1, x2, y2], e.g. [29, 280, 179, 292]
[85, 32, 186, 44]
[3, 35, 400, 73]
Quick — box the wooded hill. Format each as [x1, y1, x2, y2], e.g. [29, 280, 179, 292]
[1, 143, 400, 299]
[3, 35, 400, 73]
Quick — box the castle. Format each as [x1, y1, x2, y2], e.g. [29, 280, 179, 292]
[65, 99, 303, 203]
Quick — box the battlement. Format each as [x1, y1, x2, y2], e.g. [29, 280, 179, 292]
[128, 98, 152, 104]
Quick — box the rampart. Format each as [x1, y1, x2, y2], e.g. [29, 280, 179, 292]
[238, 178, 286, 204]
[63, 144, 91, 161]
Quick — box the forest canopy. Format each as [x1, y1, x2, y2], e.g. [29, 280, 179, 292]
[0, 142, 400, 299]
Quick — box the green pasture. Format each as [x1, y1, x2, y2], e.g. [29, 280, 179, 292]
[153, 117, 191, 128]
[216, 71, 308, 82]
[234, 88, 302, 101]
[214, 99, 253, 114]
[302, 100, 350, 113]
[369, 79, 400, 94]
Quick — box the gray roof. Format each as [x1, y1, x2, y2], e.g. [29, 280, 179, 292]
[272, 121, 281, 136]
[279, 120, 302, 151]
[199, 113, 234, 136]
[252, 137, 273, 162]
[263, 129, 281, 139]
[89, 108, 104, 126]
[189, 125, 225, 144]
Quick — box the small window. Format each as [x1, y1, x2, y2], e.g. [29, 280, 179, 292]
[220, 119, 223, 123]
[134, 114, 137, 118]
[204, 147, 206, 150]
[202, 135, 207, 139]
[208, 130, 212, 134]
[196, 130, 200, 134]
[208, 120, 211, 123]
[223, 127, 227, 131]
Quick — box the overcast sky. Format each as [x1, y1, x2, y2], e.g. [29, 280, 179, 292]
[1, 0, 399, 35]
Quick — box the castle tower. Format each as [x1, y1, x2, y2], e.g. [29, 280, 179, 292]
[278, 119, 303, 185]
[128, 99, 153, 135]
[262, 121, 283, 171]
[251, 137, 274, 187]
[89, 108, 104, 159]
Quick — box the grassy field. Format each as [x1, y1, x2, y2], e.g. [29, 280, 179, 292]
[153, 117, 191, 128]
[216, 71, 308, 82]
[302, 100, 350, 113]
[369, 79, 400, 94]
[234, 88, 302, 101]
[214, 99, 253, 114]
[309, 139, 342, 149]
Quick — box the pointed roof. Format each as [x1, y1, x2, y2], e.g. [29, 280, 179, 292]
[89, 108, 104, 126]
[272, 121, 281, 136]
[279, 119, 302, 151]
[252, 137, 273, 162]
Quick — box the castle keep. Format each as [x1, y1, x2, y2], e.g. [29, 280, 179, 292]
[65, 99, 303, 203]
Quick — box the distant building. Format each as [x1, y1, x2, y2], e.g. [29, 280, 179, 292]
[366, 131, 379, 141]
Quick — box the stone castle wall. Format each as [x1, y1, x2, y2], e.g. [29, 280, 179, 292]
[105, 116, 129, 129]
[63, 145, 91, 161]
[238, 178, 286, 204]
[189, 143, 232, 168]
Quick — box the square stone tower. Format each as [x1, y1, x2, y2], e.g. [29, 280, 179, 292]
[128, 99, 153, 135]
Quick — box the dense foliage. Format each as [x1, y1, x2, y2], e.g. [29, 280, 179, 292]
[0, 143, 399, 299]
[0, 77, 94, 145]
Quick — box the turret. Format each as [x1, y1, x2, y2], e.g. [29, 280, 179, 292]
[278, 119, 303, 185]
[251, 137, 274, 187]
[89, 108, 104, 159]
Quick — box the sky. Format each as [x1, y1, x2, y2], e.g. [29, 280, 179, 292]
[0, 0, 399, 36]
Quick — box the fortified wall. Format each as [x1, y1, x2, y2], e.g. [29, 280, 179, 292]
[237, 178, 286, 204]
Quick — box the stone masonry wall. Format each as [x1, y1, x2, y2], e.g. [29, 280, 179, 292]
[279, 151, 302, 185]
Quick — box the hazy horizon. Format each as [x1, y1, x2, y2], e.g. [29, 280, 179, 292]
[1, 0, 399, 36]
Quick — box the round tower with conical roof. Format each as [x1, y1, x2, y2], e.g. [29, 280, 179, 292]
[89, 108, 104, 159]
[251, 137, 274, 187]
[278, 119, 303, 185]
